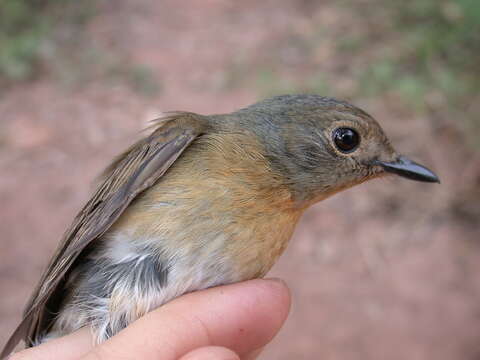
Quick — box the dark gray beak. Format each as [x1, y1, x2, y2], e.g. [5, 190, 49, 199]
[375, 156, 440, 183]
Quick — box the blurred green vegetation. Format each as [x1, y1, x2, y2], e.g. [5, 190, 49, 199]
[254, 0, 480, 150]
[360, 1, 479, 99]
[356, 0, 480, 148]
[1, 0, 478, 141]
[0, 0, 161, 96]
[0, 0, 49, 81]
[0, 0, 95, 83]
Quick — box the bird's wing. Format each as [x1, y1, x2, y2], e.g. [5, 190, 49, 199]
[1, 112, 207, 359]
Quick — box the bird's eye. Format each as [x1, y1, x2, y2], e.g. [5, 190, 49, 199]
[332, 127, 360, 153]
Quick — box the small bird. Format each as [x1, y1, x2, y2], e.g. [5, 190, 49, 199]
[1, 94, 439, 358]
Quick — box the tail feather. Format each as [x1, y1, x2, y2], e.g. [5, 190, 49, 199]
[0, 312, 33, 359]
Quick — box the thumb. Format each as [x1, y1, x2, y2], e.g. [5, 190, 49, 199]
[80, 278, 290, 360]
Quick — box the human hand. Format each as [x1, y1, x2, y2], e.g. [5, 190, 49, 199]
[10, 278, 290, 360]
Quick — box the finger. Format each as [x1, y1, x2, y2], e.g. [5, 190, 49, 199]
[80, 278, 290, 360]
[8, 328, 91, 360]
[179, 346, 239, 360]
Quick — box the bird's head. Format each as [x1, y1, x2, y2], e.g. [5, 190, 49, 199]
[234, 94, 439, 206]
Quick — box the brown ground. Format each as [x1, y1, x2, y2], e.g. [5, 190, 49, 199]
[1, 1, 479, 359]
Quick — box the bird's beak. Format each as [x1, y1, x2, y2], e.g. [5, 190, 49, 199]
[374, 156, 440, 183]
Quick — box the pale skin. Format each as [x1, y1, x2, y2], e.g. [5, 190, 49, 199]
[9, 279, 291, 360]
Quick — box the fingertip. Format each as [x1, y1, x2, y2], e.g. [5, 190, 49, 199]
[248, 278, 291, 330]
[200, 278, 291, 356]
[259, 277, 291, 310]
[179, 346, 240, 360]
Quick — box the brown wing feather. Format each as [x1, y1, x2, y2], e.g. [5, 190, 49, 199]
[1, 112, 207, 359]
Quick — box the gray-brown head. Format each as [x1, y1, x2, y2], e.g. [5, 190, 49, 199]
[225, 94, 439, 206]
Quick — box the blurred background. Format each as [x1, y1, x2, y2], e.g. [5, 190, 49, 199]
[0, 0, 479, 359]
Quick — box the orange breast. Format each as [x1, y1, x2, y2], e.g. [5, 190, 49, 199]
[109, 131, 303, 282]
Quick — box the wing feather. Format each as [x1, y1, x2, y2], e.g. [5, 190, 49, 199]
[1, 112, 207, 359]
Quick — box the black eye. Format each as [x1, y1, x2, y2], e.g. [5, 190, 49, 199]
[332, 127, 360, 153]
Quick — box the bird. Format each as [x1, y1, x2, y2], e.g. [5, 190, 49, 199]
[1, 94, 439, 358]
